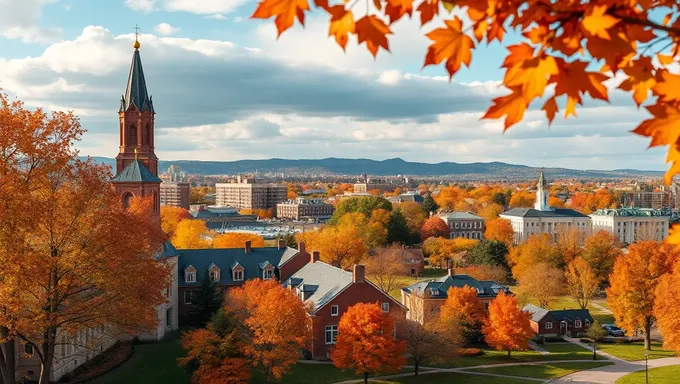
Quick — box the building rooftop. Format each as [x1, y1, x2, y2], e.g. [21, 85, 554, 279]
[438, 211, 484, 220]
[590, 207, 672, 217]
[523, 304, 593, 323]
[283, 261, 354, 313]
[402, 273, 510, 299]
[501, 207, 588, 218]
[112, 160, 161, 183]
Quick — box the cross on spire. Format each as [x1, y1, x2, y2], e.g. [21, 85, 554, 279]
[134, 24, 141, 42]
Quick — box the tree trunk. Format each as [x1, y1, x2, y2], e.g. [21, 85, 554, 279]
[38, 332, 56, 384]
[507, 350, 511, 358]
[414, 361, 419, 376]
[644, 323, 652, 351]
[364, 372, 369, 384]
[592, 342, 597, 360]
[0, 328, 16, 384]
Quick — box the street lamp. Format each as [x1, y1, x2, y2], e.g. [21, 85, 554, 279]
[645, 348, 649, 384]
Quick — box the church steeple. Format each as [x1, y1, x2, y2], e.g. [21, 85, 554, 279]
[534, 170, 552, 211]
[121, 48, 154, 113]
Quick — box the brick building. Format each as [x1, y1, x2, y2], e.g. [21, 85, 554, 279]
[283, 254, 406, 359]
[523, 304, 593, 338]
[276, 198, 335, 220]
[368, 247, 425, 276]
[437, 212, 485, 240]
[160, 181, 191, 209]
[215, 176, 287, 210]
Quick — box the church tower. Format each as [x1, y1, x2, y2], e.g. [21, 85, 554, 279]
[534, 170, 552, 212]
[112, 32, 161, 219]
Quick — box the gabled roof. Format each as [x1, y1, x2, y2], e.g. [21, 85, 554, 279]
[122, 49, 154, 113]
[112, 160, 161, 183]
[438, 211, 484, 220]
[523, 304, 594, 323]
[283, 262, 353, 313]
[402, 274, 510, 299]
[156, 240, 179, 260]
[278, 247, 300, 266]
[501, 207, 588, 218]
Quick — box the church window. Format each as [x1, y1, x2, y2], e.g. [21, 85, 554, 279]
[127, 124, 137, 145]
[122, 192, 133, 209]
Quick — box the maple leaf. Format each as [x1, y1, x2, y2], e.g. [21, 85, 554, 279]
[355, 15, 392, 57]
[417, 0, 439, 25]
[385, 0, 413, 25]
[551, 60, 609, 117]
[632, 103, 680, 148]
[504, 53, 558, 103]
[665, 145, 680, 186]
[474, 19, 488, 42]
[542, 97, 558, 125]
[581, 5, 619, 40]
[482, 87, 526, 130]
[423, 16, 475, 78]
[251, 0, 310, 36]
[327, 6, 355, 50]
[618, 60, 656, 107]
[653, 71, 680, 103]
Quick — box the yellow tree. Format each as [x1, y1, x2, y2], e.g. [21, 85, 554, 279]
[582, 230, 623, 284]
[508, 234, 562, 280]
[565, 257, 599, 309]
[517, 263, 565, 308]
[556, 224, 585, 264]
[173, 220, 212, 249]
[160, 206, 191, 237]
[607, 241, 677, 350]
[296, 225, 366, 268]
[654, 262, 680, 354]
[484, 218, 514, 248]
[482, 293, 534, 358]
[398, 201, 427, 239]
[213, 233, 265, 248]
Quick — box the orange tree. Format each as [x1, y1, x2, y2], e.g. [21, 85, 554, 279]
[565, 257, 599, 309]
[213, 233, 265, 248]
[160, 206, 191, 237]
[582, 230, 623, 284]
[172, 220, 213, 249]
[482, 292, 534, 358]
[484, 218, 514, 248]
[440, 286, 486, 344]
[331, 303, 406, 384]
[654, 261, 680, 354]
[225, 279, 310, 382]
[421, 216, 449, 241]
[607, 241, 677, 350]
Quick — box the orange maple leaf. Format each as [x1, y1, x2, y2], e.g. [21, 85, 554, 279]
[504, 53, 558, 103]
[423, 16, 475, 78]
[417, 0, 439, 25]
[632, 103, 680, 148]
[385, 0, 413, 25]
[355, 15, 392, 57]
[653, 71, 680, 103]
[482, 87, 526, 130]
[542, 97, 558, 125]
[581, 4, 619, 40]
[551, 60, 609, 117]
[664, 145, 680, 185]
[327, 6, 355, 50]
[251, 0, 310, 36]
[618, 60, 656, 107]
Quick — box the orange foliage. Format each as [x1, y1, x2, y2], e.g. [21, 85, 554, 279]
[213, 233, 265, 248]
[161, 206, 191, 237]
[226, 280, 310, 381]
[173, 220, 212, 249]
[549, 196, 566, 208]
[296, 224, 367, 268]
[421, 216, 449, 241]
[508, 191, 535, 208]
[565, 257, 599, 309]
[654, 262, 680, 354]
[607, 241, 677, 349]
[484, 218, 514, 248]
[508, 233, 561, 279]
[482, 293, 534, 357]
[478, 203, 504, 220]
[568, 189, 618, 214]
[582, 230, 623, 283]
[255, 208, 274, 219]
[433, 186, 466, 211]
[180, 328, 251, 384]
[456, 265, 510, 284]
[517, 263, 565, 308]
[331, 303, 407, 381]
[367, 189, 382, 196]
[440, 286, 485, 326]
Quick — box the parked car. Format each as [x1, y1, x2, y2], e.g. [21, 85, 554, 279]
[602, 324, 625, 337]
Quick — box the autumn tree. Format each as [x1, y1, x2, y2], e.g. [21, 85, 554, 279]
[582, 230, 623, 284]
[422, 192, 438, 214]
[395, 318, 445, 376]
[338, 212, 387, 248]
[225, 279, 310, 382]
[518, 263, 565, 308]
[424, 237, 478, 268]
[508, 191, 535, 208]
[213, 233, 265, 248]
[421, 216, 449, 241]
[440, 286, 486, 345]
[161, 206, 191, 237]
[331, 303, 406, 384]
[456, 265, 510, 284]
[482, 293, 534, 358]
[296, 227, 367, 267]
[329, 196, 392, 225]
[556, 224, 585, 264]
[654, 262, 680, 354]
[508, 233, 562, 280]
[364, 247, 408, 294]
[565, 257, 599, 309]
[478, 203, 505, 220]
[607, 241, 677, 350]
[173, 220, 212, 249]
[484, 218, 514, 248]
[398, 201, 427, 242]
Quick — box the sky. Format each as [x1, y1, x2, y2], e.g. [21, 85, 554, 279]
[0, 0, 668, 171]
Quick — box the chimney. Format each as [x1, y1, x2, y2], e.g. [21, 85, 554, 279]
[278, 238, 286, 250]
[245, 240, 251, 254]
[311, 250, 320, 264]
[353, 264, 365, 284]
[446, 259, 454, 277]
[298, 241, 306, 255]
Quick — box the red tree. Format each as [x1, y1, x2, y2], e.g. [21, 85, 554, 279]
[421, 216, 449, 241]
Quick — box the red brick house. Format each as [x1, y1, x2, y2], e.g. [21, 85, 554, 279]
[177, 240, 310, 324]
[523, 304, 594, 338]
[368, 246, 425, 276]
[283, 252, 406, 359]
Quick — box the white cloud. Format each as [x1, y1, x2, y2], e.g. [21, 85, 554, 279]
[0, 0, 61, 43]
[123, 0, 156, 12]
[124, 0, 247, 14]
[204, 14, 226, 20]
[154, 23, 179, 36]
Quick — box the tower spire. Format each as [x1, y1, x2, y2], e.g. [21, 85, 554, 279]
[122, 26, 153, 113]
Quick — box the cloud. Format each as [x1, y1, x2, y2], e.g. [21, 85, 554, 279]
[124, 0, 246, 14]
[204, 14, 226, 20]
[154, 23, 179, 36]
[123, 0, 156, 12]
[0, 0, 61, 43]
[0, 26, 665, 170]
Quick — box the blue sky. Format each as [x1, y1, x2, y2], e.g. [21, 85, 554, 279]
[0, 0, 668, 171]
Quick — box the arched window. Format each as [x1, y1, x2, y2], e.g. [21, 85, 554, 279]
[127, 124, 137, 146]
[143, 124, 151, 146]
[122, 192, 134, 209]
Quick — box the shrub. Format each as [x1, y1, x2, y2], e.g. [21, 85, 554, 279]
[457, 348, 483, 357]
[543, 336, 564, 343]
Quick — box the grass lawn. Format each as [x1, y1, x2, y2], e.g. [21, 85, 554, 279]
[252, 364, 418, 384]
[616, 364, 680, 384]
[371, 372, 537, 383]
[89, 332, 191, 384]
[466, 361, 613, 379]
[598, 342, 676, 361]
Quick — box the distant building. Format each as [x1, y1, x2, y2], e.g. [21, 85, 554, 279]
[353, 178, 398, 193]
[500, 171, 591, 244]
[215, 176, 287, 210]
[437, 212, 485, 240]
[390, 192, 424, 204]
[276, 198, 334, 220]
[160, 181, 191, 209]
[590, 207, 670, 243]
[165, 164, 188, 182]
[523, 304, 593, 338]
[368, 247, 425, 276]
[190, 205, 258, 229]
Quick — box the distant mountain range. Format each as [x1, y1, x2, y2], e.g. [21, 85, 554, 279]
[83, 157, 664, 180]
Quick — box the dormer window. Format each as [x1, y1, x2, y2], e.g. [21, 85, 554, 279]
[233, 270, 244, 281]
[263, 269, 274, 280]
[209, 270, 219, 282]
[185, 266, 196, 283]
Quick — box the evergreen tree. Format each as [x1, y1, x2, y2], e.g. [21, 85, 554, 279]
[193, 270, 224, 327]
[492, 192, 507, 206]
[422, 192, 438, 214]
[467, 240, 510, 270]
[280, 233, 297, 248]
[387, 209, 410, 244]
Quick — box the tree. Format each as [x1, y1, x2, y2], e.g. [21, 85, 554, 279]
[582, 231, 623, 284]
[395, 319, 444, 376]
[387, 208, 410, 244]
[364, 247, 408, 294]
[482, 293, 534, 358]
[508, 191, 535, 208]
[556, 224, 585, 264]
[193, 271, 225, 327]
[518, 263, 565, 308]
[654, 262, 680, 354]
[440, 286, 486, 345]
[484, 218, 514, 248]
[299, 223, 368, 268]
[422, 191, 438, 214]
[331, 303, 406, 384]
[280, 233, 298, 248]
[161, 206, 191, 237]
[565, 257, 599, 309]
[607, 241, 677, 350]
[173, 220, 212, 249]
[586, 320, 608, 361]
[338, 212, 387, 249]
[456, 265, 510, 284]
[399, 201, 427, 242]
[478, 203, 505, 221]
[253, 0, 680, 185]
[423, 237, 478, 268]
[179, 309, 251, 384]
[226, 280, 310, 383]
[213, 233, 265, 248]
[421, 216, 449, 241]
[328, 196, 392, 225]
[466, 240, 510, 270]
[508, 233, 562, 280]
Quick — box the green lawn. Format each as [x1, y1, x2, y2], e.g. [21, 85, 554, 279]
[466, 361, 613, 379]
[89, 332, 191, 384]
[252, 364, 419, 384]
[372, 372, 537, 384]
[598, 342, 676, 361]
[616, 364, 680, 384]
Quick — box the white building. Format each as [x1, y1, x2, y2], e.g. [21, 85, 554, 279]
[500, 171, 591, 244]
[590, 208, 670, 244]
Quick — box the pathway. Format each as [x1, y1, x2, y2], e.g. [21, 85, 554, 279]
[591, 302, 613, 315]
[529, 340, 550, 355]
